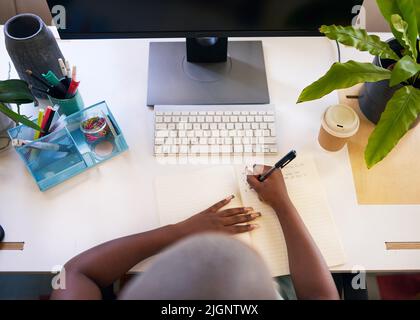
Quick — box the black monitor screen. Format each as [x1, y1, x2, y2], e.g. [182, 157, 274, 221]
[47, 0, 363, 39]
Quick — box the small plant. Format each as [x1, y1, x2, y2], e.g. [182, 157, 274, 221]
[0, 79, 42, 132]
[297, 0, 420, 168]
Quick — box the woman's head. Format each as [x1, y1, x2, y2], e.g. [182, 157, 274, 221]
[120, 233, 277, 300]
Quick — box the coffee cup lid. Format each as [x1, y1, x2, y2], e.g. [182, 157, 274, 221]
[321, 104, 360, 138]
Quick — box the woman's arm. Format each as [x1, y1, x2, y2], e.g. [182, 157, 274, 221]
[51, 195, 260, 300]
[247, 167, 339, 300]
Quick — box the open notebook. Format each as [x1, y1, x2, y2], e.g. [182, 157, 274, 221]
[155, 155, 345, 276]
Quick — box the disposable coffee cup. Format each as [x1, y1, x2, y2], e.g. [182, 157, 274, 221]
[318, 104, 360, 152]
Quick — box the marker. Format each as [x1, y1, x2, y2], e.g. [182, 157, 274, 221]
[257, 150, 297, 182]
[34, 108, 45, 140]
[12, 139, 71, 153]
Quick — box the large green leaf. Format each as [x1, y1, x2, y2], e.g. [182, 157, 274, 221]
[320, 25, 399, 61]
[0, 102, 42, 132]
[390, 55, 420, 86]
[365, 85, 420, 168]
[297, 61, 392, 103]
[391, 14, 417, 60]
[377, 0, 418, 58]
[0, 80, 35, 104]
[416, 0, 420, 34]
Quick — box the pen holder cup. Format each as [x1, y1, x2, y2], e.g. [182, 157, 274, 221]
[49, 90, 84, 116]
[7, 125, 86, 191]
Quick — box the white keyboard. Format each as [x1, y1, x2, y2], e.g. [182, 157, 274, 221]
[154, 105, 278, 156]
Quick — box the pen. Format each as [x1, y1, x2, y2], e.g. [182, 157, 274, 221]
[257, 150, 297, 182]
[58, 58, 68, 78]
[65, 60, 71, 77]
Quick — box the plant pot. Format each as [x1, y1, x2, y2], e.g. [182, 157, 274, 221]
[358, 38, 420, 127]
[4, 14, 65, 99]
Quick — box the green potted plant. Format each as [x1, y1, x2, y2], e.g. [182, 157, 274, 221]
[297, 0, 420, 168]
[0, 79, 42, 145]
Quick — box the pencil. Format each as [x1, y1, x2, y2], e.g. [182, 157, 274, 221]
[25, 69, 51, 89]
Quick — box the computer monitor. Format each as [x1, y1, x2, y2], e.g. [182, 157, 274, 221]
[46, 0, 363, 106]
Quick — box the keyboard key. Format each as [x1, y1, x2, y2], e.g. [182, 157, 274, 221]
[155, 138, 165, 145]
[247, 116, 255, 122]
[243, 123, 251, 130]
[239, 116, 247, 122]
[156, 123, 167, 130]
[264, 116, 275, 122]
[221, 145, 233, 153]
[234, 145, 244, 153]
[244, 145, 253, 153]
[156, 130, 169, 138]
[220, 130, 228, 137]
[226, 123, 234, 130]
[211, 130, 220, 137]
[179, 145, 189, 154]
[156, 116, 163, 123]
[210, 123, 218, 130]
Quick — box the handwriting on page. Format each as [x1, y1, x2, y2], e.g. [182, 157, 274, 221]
[236, 156, 346, 276]
[236, 167, 289, 276]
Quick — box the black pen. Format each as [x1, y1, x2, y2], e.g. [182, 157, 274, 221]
[257, 150, 297, 182]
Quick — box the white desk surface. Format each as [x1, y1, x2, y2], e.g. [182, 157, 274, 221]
[0, 27, 419, 273]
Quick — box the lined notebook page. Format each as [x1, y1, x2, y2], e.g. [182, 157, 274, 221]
[236, 155, 346, 276]
[155, 166, 252, 245]
[236, 167, 288, 276]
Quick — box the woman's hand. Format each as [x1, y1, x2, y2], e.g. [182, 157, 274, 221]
[246, 165, 293, 212]
[176, 195, 261, 236]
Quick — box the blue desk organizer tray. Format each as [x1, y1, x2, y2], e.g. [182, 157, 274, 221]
[8, 101, 129, 191]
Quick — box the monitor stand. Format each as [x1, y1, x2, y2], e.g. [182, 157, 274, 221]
[147, 37, 270, 106]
